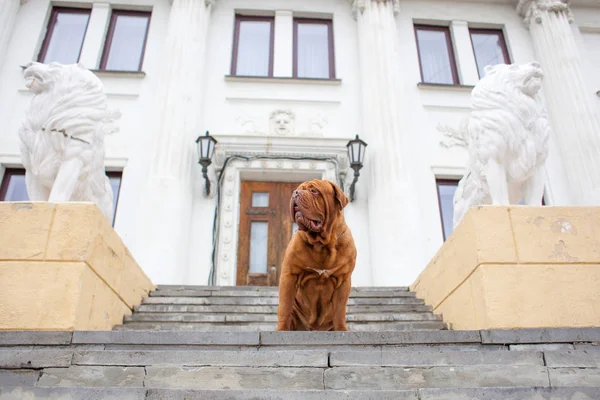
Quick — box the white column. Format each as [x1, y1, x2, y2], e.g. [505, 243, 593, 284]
[135, 0, 215, 284]
[450, 20, 480, 85]
[0, 0, 21, 70]
[78, 2, 111, 69]
[517, 0, 600, 205]
[352, 0, 425, 286]
[273, 10, 293, 77]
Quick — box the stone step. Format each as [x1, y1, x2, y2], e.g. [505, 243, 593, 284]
[116, 321, 447, 332]
[1, 387, 599, 400]
[134, 304, 433, 313]
[124, 312, 441, 323]
[149, 289, 416, 298]
[155, 285, 410, 292]
[141, 296, 426, 306]
[29, 365, 551, 390]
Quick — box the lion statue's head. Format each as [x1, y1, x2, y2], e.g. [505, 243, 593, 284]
[21, 62, 119, 140]
[471, 62, 544, 109]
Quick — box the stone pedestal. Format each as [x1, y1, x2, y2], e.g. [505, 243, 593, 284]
[517, 0, 600, 205]
[0, 0, 20, 69]
[352, 0, 424, 285]
[0, 203, 154, 330]
[411, 206, 600, 330]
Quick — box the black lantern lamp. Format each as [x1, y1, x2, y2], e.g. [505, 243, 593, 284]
[346, 134, 367, 202]
[195, 131, 218, 196]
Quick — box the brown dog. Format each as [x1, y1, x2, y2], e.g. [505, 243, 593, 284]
[277, 179, 357, 331]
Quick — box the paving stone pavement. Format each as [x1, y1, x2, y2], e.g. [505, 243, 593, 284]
[0, 286, 599, 399]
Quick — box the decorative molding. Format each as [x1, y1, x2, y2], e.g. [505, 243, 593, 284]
[517, 0, 573, 26]
[211, 134, 350, 286]
[269, 109, 295, 136]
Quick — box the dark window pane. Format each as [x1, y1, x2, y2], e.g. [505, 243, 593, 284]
[296, 22, 330, 79]
[40, 9, 90, 64]
[235, 19, 272, 76]
[470, 30, 510, 77]
[0, 170, 29, 201]
[103, 12, 150, 71]
[416, 27, 456, 84]
[436, 180, 459, 240]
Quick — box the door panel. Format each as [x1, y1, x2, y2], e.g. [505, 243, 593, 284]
[236, 181, 301, 286]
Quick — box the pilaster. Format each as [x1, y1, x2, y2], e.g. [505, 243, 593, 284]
[135, 0, 216, 284]
[353, 0, 425, 285]
[517, 0, 600, 205]
[0, 0, 20, 70]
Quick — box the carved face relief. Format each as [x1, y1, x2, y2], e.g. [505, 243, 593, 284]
[269, 110, 295, 135]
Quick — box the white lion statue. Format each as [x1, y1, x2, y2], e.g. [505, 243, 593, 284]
[19, 62, 119, 220]
[440, 62, 551, 228]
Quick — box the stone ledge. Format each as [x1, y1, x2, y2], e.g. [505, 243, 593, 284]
[411, 206, 600, 330]
[0, 202, 154, 331]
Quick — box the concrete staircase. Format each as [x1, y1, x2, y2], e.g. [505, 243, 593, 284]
[114, 285, 447, 332]
[1, 286, 599, 399]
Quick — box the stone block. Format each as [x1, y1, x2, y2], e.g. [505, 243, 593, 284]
[324, 365, 549, 390]
[0, 369, 40, 386]
[0, 202, 153, 331]
[411, 206, 600, 330]
[145, 389, 418, 400]
[144, 366, 324, 390]
[509, 344, 574, 351]
[419, 387, 600, 400]
[46, 203, 153, 308]
[0, 349, 73, 368]
[481, 328, 600, 344]
[548, 367, 600, 387]
[0, 387, 147, 400]
[0, 202, 55, 261]
[259, 331, 480, 346]
[0, 331, 72, 346]
[73, 350, 328, 367]
[0, 262, 130, 330]
[72, 331, 260, 345]
[38, 366, 145, 387]
[545, 350, 600, 367]
[330, 350, 542, 367]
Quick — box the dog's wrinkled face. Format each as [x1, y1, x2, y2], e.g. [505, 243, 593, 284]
[290, 179, 348, 233]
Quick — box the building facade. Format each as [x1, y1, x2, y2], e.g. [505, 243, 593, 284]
[0, 0, 599, 286]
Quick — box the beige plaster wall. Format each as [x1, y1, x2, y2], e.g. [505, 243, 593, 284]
[0, 202, 154, 330]
[411, 206, 600, 330]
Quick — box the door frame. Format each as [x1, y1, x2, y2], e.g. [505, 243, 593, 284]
[213, 161, 343, 286]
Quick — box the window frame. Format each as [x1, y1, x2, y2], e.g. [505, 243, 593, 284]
[435, 178, 459, 241]
[230, 15, 275, 78]
[99, 10, 152, 72]
[293, 17, 336, 80]
[414, 24, 459, 85]
[37, 7, 91, 63]
[469, 28, 511, 78]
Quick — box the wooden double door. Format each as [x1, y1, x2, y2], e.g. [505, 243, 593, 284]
[236, 181, 301, 286]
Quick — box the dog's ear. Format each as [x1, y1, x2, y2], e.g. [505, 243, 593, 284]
[329, 181, 348, 210]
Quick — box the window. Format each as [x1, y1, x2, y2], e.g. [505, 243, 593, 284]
[0, 168, 123, 226]
[38, 8, 91, 64]
[0, 169, 28, 202]
[470, 29, 510, 78]
[100, 11, 151, 72]
[294, 18, 335, 79]
[231, 15, 274, 77]
[106, 171, 122, 226]
[435, 179, 459, 241]
[414, 25, 459, 85]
